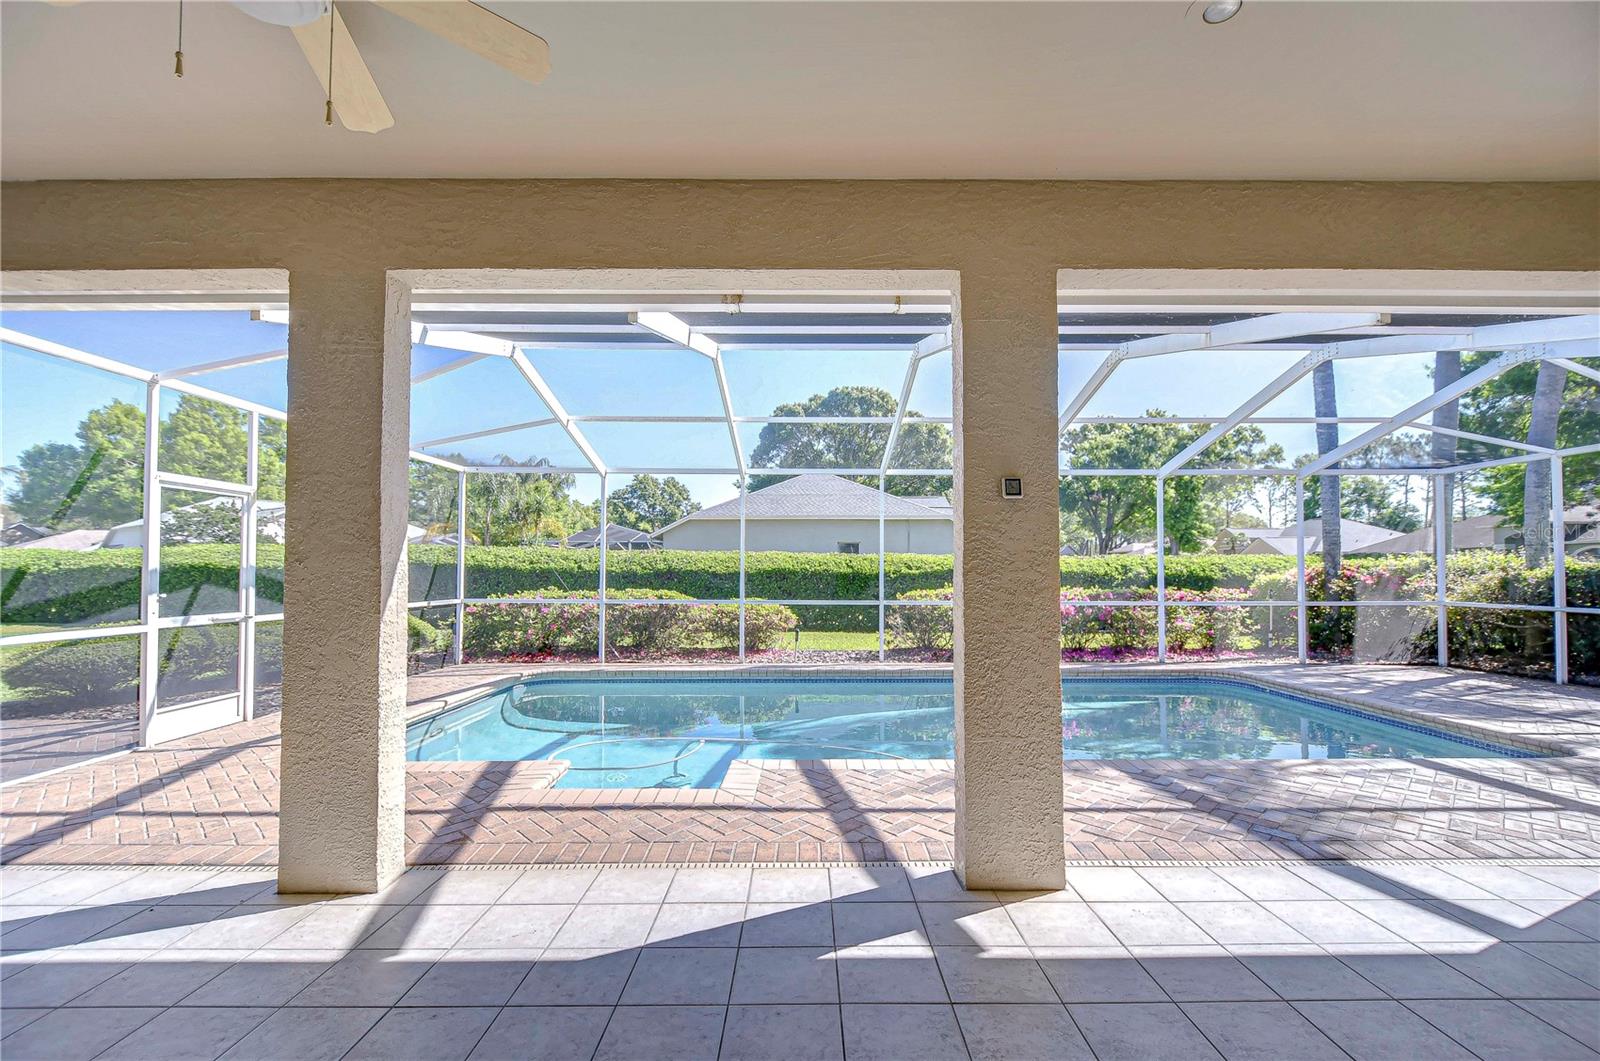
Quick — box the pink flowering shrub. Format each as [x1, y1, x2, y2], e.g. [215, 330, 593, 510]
[882, 586, 1270, 654]
[1058, 588, 1270, 653]
[1059, 593, 1161, 650]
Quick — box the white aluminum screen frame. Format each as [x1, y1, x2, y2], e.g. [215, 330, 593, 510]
[2, 300, 1597, 756]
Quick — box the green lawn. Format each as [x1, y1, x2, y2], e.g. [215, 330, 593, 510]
[0, 622, 60, 638]
[794, 630, 880, 650]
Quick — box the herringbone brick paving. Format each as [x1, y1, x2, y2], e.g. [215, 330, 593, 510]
[0, 715, 138, 783]
[4, 663, 1599, 866]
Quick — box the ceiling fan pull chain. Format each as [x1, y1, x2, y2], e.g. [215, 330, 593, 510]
[324, 0, 335, 126]
[173, 0, 183, 78]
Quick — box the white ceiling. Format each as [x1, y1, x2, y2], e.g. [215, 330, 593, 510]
[2, 1, 1596, 181]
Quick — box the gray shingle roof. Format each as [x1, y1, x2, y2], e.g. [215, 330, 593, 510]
[1239, 518, 1402, 555]
[666, 474, 952, 527]
[565, 522, 657, 546]
[1347, 514, 1504, 554]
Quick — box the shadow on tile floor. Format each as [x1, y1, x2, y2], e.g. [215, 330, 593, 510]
[0, 860, 1596, 1060]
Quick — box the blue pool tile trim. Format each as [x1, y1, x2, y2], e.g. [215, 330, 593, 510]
[415, 669, 1545, 759]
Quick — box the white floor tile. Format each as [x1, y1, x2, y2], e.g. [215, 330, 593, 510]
[343, 1005, 499, 1061]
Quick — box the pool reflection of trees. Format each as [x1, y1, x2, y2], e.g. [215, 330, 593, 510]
[489, 685, 1452, 762]
[501, 688, 955, 742]
[1059, 694, 1398, 759]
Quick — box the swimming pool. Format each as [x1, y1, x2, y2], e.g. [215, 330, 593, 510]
[406, 674, 1538, 789]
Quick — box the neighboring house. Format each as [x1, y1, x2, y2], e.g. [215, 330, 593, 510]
[1229, 519, 1402, 556]
[0, 521, 51, 546]
[1347, 514, 1509, 555]
[1569, 525, 1600, 559]
[564, 523, 659, 550]
[10, 528, 110, 551]
[1563, 505, 1600, 559]
[1348, 506, 1600, 557]
[102, 496, 252, 549]
[658, 473, 952, 554]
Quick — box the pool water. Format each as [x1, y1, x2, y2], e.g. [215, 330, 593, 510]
[406, 675, 1536, 790]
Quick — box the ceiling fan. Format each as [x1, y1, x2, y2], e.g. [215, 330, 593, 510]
[58, 0, 551, 133]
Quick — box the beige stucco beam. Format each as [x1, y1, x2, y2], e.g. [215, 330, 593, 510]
[277, 270, 412, 895]
[2, 181, 1594, 278]
[952, 269, 1065, 891]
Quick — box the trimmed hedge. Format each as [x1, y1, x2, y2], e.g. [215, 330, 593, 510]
[3, 546, 150, 628]
[461, 589, 799, 659]
[1, 623, 244, 709]
[5, 543, 1596, 652]
[1057, 554, 1295, 592]
[886, 589, 953, 652]
[443, 544, 956, 612]
[1, 545, 282, 629]
[4, 544, 948, 632]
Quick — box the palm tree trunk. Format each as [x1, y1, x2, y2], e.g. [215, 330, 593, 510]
[1523, 360, 1568, 568]
[1431, 351, 1461, 553]
[1312, 361, 1342, 589]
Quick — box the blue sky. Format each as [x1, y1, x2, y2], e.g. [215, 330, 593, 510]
[1061, 346, 1446, 464]
[3, 310, 1458, 511]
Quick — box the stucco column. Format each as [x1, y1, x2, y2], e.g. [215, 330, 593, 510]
[952, 270, 1064, 891]
[278, 271, 412, 894]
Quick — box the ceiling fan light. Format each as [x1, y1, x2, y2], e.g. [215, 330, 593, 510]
[1201, 0, 1243, 24]
[230, 1, 330, 29]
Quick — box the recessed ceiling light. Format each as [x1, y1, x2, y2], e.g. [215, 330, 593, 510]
[1201, 0, 1243, 24]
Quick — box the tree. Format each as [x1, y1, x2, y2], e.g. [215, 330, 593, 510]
[504, 476, 581, 542]
[1205, 429, 1286, 531]
[748, 386, 952, 496]
[1059, 419, 1173, 554]
[162, 501, 243, 544]
[1339, 477, 1422, 532]
[255, 417, 287, 502]
[1431, 351, 1462, 548]
[472, 471, 524, 546]
[5, 394, 288, 535]
[1057, 507, 1095, 555]
[1163, 475, 1209, 553]
[5, 400, 145, 530]
[1312, 361, 1342, 587]
[408, 460, 461, 537]
[410, 454, 594, 546]
[1058, 411, 1281, 554]
[1459, 353, 1599, 530]
[1261, 476, 1298, 528]
[607, 475, 699, 533]
[1522, 360, 1568, 567]
[159, 395, 251, 485]
[470, 466, 594, 545]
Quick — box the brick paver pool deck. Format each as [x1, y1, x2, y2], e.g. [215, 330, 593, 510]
[3, 663, 1599, 867]
[0, 715, 139, 785]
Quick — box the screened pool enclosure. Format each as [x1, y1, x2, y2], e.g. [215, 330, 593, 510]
[1, 286, 1597, 758]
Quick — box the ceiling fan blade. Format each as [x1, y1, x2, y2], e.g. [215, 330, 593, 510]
[371, 0, 550, 85]
[289, 6, 394, 133]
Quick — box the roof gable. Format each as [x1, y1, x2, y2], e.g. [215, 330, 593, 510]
[663, 474, 952, 528]
[566, 522, 656, 545]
